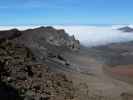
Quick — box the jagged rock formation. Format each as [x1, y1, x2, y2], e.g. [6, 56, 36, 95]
[118, 26, 133, 32]
[0, 40, 75, 100]
[17, 26, 79, 50]
[0, 26, 80, 62]
[4, 26, 79, 61]
[0, 27, 78, 100]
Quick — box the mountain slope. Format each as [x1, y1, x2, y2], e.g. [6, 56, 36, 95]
[118, 26, 133, 32]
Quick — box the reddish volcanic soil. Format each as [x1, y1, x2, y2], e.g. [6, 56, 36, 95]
[111, 67, 133, 76]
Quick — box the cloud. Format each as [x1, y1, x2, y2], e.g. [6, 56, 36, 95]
[112, 24, 133, 29]
[54, 25, 133, 46]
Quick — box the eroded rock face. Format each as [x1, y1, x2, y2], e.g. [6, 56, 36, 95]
[7, 26, 80, 60]
[0, 27, 79, 100]
[17, 26, 80, 50]
[67, 35, 80, 51]
[0, 41, 75, 100]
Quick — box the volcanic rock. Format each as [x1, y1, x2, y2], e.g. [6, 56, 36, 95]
[0, 41, 75, 100]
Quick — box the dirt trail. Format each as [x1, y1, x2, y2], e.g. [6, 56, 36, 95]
[66, 53, 133, 100]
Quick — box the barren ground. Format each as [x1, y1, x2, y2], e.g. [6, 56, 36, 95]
[63, 49, 133, 100]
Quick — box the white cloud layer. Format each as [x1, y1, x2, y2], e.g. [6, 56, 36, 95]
[55, 25, 133, 46]
[0, 25, 133, 47]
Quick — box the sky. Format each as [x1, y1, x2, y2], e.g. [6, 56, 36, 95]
[0, 0, 133, 25]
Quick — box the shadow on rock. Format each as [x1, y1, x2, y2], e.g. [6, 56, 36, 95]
[0, 81, 22, 100]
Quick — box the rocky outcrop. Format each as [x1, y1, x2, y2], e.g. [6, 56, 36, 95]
[67, 35, 80, 51]
[0, 41, 75, 100]
[0, 26, 80, 62]
[17, 26, 80, 50]
[8, 26, 79, 61]
[0, 26, 80, 100]
[118, 26, 133, 32]
[0, 29, 21, 42]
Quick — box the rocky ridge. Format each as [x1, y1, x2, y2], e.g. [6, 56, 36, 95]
[0, 26, 80, 61]
[0, 26, 79, 100]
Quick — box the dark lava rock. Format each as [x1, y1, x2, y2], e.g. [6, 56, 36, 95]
[0, 27, 78, 100]
[0, 29, 21, 42]
[18, 26, 79, 50]
[14, 26, 80, 60]
[121, 92, 133, 100]
[0, 81, 22, 100]
[0, 26, 79, 62]
[0, 41, 75, 100]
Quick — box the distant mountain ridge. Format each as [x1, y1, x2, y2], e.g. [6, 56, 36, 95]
[118, 26, 133, 32]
